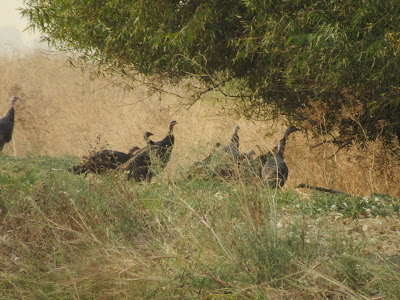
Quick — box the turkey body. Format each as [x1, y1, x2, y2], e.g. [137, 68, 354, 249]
[208, 125, 241, 178]
[0, 96, 19, 154]
[221, 125, 240, 158]
[186, 142, 221, 178]
[122, 121, 177, 182]
[261, 126, 298, 188]
[71, 132, 154, 175]
[261, 140, 289, 188]
[71, 147, 140, 175]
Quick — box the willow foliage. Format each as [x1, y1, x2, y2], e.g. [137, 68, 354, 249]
[22, 0, 400, 147]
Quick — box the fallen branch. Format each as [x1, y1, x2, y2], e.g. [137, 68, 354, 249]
[296, 183, 348, 195]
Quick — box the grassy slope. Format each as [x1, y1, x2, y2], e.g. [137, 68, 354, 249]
[1, 155, 400, 299]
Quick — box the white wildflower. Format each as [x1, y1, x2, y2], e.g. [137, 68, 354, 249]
[214, 192, 224, 200]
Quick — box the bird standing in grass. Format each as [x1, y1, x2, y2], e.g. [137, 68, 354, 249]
[71, 146, 141, 175]
[71, 132, 154, 175]
[208, 124, 241, 178]
[186, 142, 221, 178]
[0, 96, 20, 155]
[121, 120, 178, 182]
[261, 126, 298, 188]
[221, 124, 240, 159]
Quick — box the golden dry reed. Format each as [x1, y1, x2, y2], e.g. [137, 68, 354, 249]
[1, 51, 399, 196]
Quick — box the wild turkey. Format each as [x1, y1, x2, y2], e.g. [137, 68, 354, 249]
[261, 126, 298, 188]
[0, 96, 20, 154]
[186, 142, 221, 178]
[207, 125, 241, 178]
[221, 124, 240, 159]
[235, 149, 262, 181]
[186, 124, 239, 179]
[246, 144, 278, 179]
[121, 120, 178, 182]
[71, 146, 141, 175]
[70, 132, 153, 175]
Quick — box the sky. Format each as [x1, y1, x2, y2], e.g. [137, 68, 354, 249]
[0, 0, 44, 54]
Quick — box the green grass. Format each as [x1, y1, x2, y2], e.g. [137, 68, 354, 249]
[1, 155, 400, 299]
[285, 191, 400, 219]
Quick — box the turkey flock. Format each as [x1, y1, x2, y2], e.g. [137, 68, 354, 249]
[71, 121, 298, 188]
[0, 96, 298, 188]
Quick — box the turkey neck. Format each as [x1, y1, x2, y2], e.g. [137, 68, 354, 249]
[4, 107, 15, 122]
[276, 139, 286, 158]
[231, 134, 239, 148]
[232, 126, 239, 147]
[158, 128, 174, 147]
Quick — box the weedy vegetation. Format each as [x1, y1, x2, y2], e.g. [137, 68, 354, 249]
[1, 52, 400, 299]
[1, 155, 400, 299]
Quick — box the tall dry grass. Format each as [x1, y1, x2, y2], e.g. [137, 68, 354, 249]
[3, 155, 398, 299]
[1, 51, 399, 196]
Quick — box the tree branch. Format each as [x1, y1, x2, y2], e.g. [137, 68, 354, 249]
[296, 183, 349, 195]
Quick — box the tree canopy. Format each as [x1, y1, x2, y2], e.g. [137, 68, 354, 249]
[22, 0, 400, 148]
